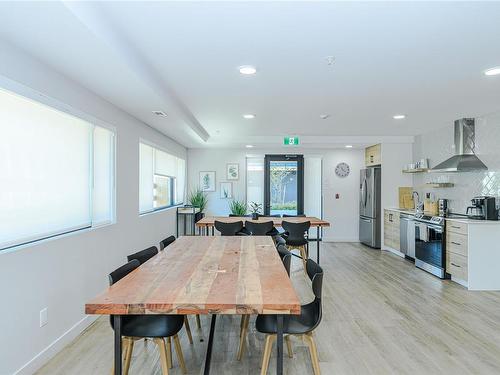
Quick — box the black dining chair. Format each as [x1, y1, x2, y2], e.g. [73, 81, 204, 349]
[126, 246, 158, 264]
[237, 243, 293, 361]
[159, 235, 176, 251]
[108, 260, 187, 375]
[256, 259, 323, 375]
[244, 221, 275, 236]
[215, 220, 245, 236]
[282, 220, 310, 275]
[259, 215, 282, 236]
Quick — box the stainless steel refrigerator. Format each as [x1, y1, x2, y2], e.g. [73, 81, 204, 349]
[359, 167, 381, 248]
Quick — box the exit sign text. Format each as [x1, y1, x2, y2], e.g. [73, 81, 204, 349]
[284, 136, 299, 145]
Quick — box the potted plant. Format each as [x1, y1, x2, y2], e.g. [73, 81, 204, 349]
[188, 188, 208, 222]
[229, 198, 247, 216]
[249, 201, 263, 220]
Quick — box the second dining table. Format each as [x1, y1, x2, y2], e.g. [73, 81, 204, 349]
[85, 235, 300, 375]
[196, 215, 331, 264]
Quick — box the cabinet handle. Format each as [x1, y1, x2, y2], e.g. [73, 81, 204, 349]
[451, 262, 461, 268]
[450, 226, 460, 229]
[451, 241, 461, 246]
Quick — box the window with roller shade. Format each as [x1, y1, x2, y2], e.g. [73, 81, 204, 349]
[0, 87, 115, 251]
[139, 142, 185, 214]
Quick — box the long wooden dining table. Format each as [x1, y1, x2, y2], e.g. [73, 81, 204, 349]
[85, 236, 300, 375]
[196, 216, 331, 264]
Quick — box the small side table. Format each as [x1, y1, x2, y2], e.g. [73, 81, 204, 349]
[176, 206, 201, 236]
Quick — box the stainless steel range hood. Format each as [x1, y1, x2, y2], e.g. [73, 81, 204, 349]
[430, 118, 487, 173]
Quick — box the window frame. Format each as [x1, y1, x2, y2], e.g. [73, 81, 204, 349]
[139, 139, 186, 215]
[0, 80, 116, 252]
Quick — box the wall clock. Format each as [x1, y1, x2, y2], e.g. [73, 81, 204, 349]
[335, 162, 350, 178]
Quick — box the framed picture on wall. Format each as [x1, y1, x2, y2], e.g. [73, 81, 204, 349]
[227, 163, 239, 180]
[199, 171, 216, 191]
[220, 182, 233, 199]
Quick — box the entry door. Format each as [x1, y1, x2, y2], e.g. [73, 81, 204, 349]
[264, 155, 304, 216]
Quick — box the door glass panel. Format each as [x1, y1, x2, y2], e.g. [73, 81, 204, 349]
[269, 160, 298, 216]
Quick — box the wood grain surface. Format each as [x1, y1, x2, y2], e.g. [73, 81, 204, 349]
[195, 216, 330, 228]
[85, 236, 300, 315]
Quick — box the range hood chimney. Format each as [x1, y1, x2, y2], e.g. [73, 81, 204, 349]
[430, 118, 487, 173]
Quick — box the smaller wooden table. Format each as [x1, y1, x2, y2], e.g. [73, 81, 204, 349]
[196, 216, 330, 264]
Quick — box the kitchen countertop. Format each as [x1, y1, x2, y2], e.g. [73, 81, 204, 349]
[385, 207, 500, 224]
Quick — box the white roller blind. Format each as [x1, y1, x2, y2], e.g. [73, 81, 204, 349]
[139, 142, 185, 213]
[0, 89, 93, 249]
[93, 126, 115, 225]
[139, 143, 154, 213]
[246, 157, 264, 208]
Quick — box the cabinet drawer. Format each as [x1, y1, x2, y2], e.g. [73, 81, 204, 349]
[446, 252, 468, 281]
[446, 232, 468, 257]
[446, 221, 468, 235]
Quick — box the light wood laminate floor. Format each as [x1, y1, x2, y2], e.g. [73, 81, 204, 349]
[37, 243, 500, 374]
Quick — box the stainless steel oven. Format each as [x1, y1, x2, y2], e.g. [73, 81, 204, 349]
[414, 214, 446, 278]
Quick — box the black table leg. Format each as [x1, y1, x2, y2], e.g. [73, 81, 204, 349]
[276, 315, 284, 375]
[316, 226, 320, 265]
[113, 315, 122, 375]
[203, 315, 217, 375]
[211, 226, 214, 236]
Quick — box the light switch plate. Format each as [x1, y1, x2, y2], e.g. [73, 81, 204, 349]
[40, 308, 48, 327]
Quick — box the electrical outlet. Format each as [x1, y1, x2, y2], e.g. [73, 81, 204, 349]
[40, 308, 48, 327]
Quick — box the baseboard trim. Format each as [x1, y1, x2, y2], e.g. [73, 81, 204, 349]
[322, 237, 359, 243]
[14, 315, 98, 375]
[383, 246, 405, 258]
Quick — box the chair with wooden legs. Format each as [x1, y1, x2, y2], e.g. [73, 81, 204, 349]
[256, 259, 323, 375]
[215, 220, 246, 236]
[109, 260, 187, 375]
[281, 220, 311, 275]
[237, 245, 292, 361]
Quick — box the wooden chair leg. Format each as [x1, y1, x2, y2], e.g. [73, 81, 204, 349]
[173, 334, 187, 374]
[196, 314, 202, 329]
[237, 315, 249, 360]
[304, 333, 321, 375]
[184, 316, 194, 344]
[166, 336, 172, 369]
[260, 334, 276, 375]
[153, 338, 169, 375]
[285, 335, 293, 358]
[111, 336, 131, 375]
[123, 337, 134, 375]
[300, 246, 308, 276]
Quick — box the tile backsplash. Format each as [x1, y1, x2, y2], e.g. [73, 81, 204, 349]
[413, 111, 500, 215]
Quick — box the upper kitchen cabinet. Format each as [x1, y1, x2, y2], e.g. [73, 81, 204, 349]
[365, 144, 381, 166]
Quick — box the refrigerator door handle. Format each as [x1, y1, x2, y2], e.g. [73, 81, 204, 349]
[363, 178, 368, 207]
[360, 217, 371, 222]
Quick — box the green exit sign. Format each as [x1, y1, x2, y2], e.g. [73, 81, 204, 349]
[284, 136, 299, 146]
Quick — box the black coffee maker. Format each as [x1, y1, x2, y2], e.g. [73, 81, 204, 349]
[467, 196, 498, 220]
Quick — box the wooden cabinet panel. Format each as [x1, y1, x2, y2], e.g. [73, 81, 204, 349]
[446, 221, 468, 235]
[446, 232, 468, 257]
[384, 209, 400, 251]
[365, 144, 381, 166]
[446, 252, 468, 281]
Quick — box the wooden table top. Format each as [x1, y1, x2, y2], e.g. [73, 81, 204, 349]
[196, 216, 330, 227]
[85, 236, 300, 315]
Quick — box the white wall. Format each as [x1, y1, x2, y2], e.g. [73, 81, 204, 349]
[0, 40, 186, 375]
[381, 143, 414, 250]
[187, 147, 365, 242]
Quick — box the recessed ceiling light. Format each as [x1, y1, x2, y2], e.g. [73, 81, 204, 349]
[345, 145, 353, 148]
[239, 65, 257, 75]
[484, 67, 500, 76]
[393, 114, 406, 120]
[243, 114, 256, 119]
[152, 110, 167, 117]
[246, 144, 254, 148]
[320, 114, 331, 120]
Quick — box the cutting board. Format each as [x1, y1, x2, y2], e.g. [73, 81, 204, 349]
[399, 187, 414, 210]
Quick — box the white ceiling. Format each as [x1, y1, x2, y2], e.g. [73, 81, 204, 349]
[0, 1, 499, 149]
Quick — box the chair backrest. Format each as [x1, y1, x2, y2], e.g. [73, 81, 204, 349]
[160, 235, 176, 251]
[274, 235, 286, 247]
[245, 221, 275, 236]
[281, 220, 311, 242]
[276, 244, 291, 276]
[127, 246, 159, 265]
[108, 259, 140, 286]
[282, 214, 306, 217]
[306, 259, 323, 300]
[215, 220, 244, 236]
